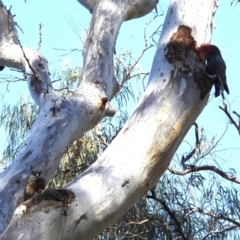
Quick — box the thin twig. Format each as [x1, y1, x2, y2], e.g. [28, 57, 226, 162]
[202, 225, 239, 240]
[219, 106, 240, 134]
[53, 163, 88, 178]
[18, 39, 37, 77]
[181, 122, 199, 168]
[168, 165, 240, 184]
[54, 86, 75, 94]
[37, 24, 43, 51]
[127, 219, 150, 225]
[233, 111, 240, 128]
[198, 208, 240, 227]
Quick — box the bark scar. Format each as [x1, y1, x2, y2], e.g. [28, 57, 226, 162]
[22, 189, 75, 209]
[98, 97, 108, 110]
[121, 179, 130, 187]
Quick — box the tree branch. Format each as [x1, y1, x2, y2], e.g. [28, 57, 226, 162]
[202, 225, 239, 240]
[219, 105, 240, 134]
[168, 165, 240, 184]
[198, 208, 240, 227]
[147, 195, 187, 240]
[181, 122, 200, 168]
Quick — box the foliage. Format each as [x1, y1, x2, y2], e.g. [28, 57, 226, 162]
[0, 96, 38, 165]
[96, 126, 240, 240]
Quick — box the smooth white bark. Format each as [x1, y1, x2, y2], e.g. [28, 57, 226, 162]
[0, 0, 216, 239]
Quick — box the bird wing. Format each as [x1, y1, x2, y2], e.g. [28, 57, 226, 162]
[207, 54, 229, 94]
[215, 55, 229, 94]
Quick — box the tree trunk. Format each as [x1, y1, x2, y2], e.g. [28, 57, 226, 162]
[0, 0, 216, 239]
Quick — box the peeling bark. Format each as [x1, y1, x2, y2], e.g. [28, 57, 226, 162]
[0, 0, 217, 239]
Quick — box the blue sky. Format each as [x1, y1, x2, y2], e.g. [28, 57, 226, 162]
[0, 0, 240, 174]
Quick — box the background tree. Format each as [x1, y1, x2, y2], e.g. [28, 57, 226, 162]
[0, 0, 239, 237]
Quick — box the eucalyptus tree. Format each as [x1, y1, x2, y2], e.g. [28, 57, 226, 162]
[0, 0, 220, 239]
